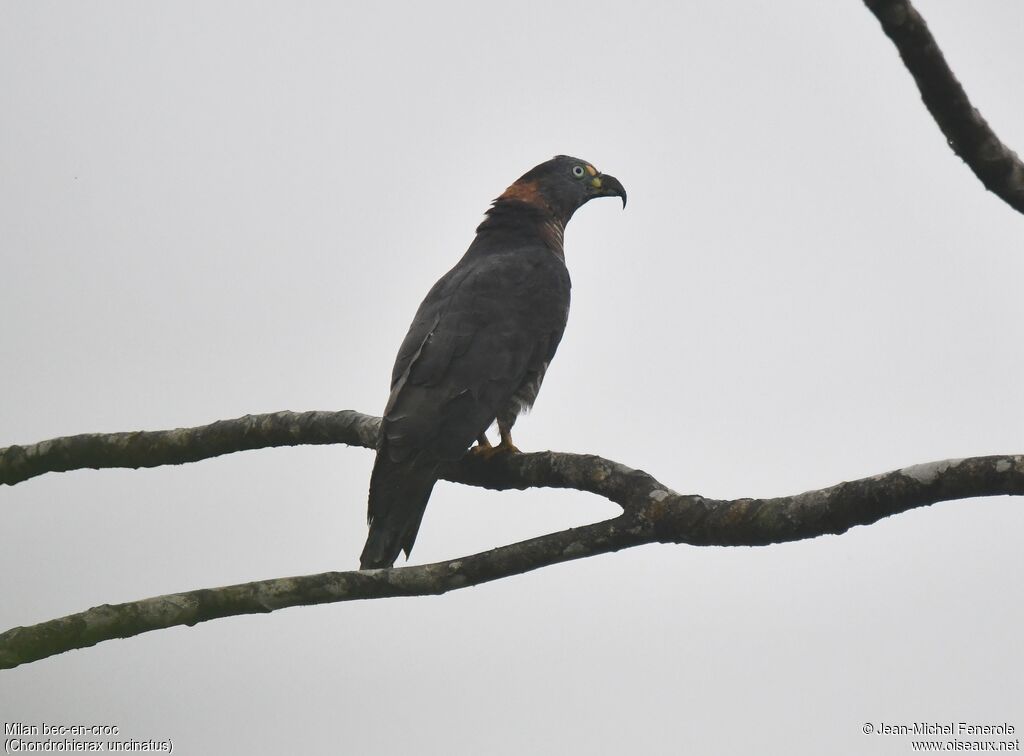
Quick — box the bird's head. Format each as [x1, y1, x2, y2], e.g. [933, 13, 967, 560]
[497, 155, 627, 223]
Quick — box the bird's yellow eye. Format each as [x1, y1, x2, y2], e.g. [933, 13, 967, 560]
[572, 165, 585, 178]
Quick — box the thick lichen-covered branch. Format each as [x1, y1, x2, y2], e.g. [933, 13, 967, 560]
[864, 0, 1024, 215]
[1, 408, 1021, 669]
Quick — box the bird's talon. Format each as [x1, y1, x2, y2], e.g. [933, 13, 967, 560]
[469, 439, 520, 460]
[468, 434, 494, 457]
[472, 446, 499, 461]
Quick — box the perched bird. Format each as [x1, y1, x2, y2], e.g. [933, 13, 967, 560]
[360, 155, 626, 569]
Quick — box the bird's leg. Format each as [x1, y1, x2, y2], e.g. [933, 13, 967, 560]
[468, 424, 520, 460]
[468, 432, 493, 456]
[495, 419, 521, 455]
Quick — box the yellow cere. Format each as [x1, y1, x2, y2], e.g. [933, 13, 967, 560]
[591, 177, 602, 188]
[585, 164, 598, 176]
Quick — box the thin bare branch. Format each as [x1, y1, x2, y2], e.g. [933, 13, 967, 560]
[0, 410, 381, 486]
[2, 446, 1021, 669]
[864, 0, 1024, 215]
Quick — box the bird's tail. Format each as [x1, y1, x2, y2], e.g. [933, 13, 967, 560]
[360, 453, 438, 569]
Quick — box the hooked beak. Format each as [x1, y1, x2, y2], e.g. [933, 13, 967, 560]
[590, 172, 627, 208]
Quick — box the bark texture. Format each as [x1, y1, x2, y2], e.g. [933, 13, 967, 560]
[0, 411, 380, 486]
[1, 410, 1021, 669]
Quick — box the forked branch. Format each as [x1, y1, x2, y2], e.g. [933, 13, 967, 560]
[1, 410, 1021, 669]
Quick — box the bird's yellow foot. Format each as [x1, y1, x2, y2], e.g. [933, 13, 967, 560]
[497, 428, 521, 455]
[468, 434, 493, 457]
[469, 434, 521, 460]
[496, 439, 521, 455]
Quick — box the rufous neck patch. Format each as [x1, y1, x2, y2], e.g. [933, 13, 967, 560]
[498, 179, 545, 207]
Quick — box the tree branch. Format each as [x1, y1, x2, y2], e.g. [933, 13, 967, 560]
[864, 0, 1024, 215]
[5, 0, 1021, 673]
[0, 410, 381, 487]
[1, 406, 1022, 668]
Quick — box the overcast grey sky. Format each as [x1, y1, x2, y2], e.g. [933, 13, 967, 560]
[2, 2, 1022, 754]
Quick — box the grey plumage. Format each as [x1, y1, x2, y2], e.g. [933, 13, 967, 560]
[360, 156, 625, 569]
